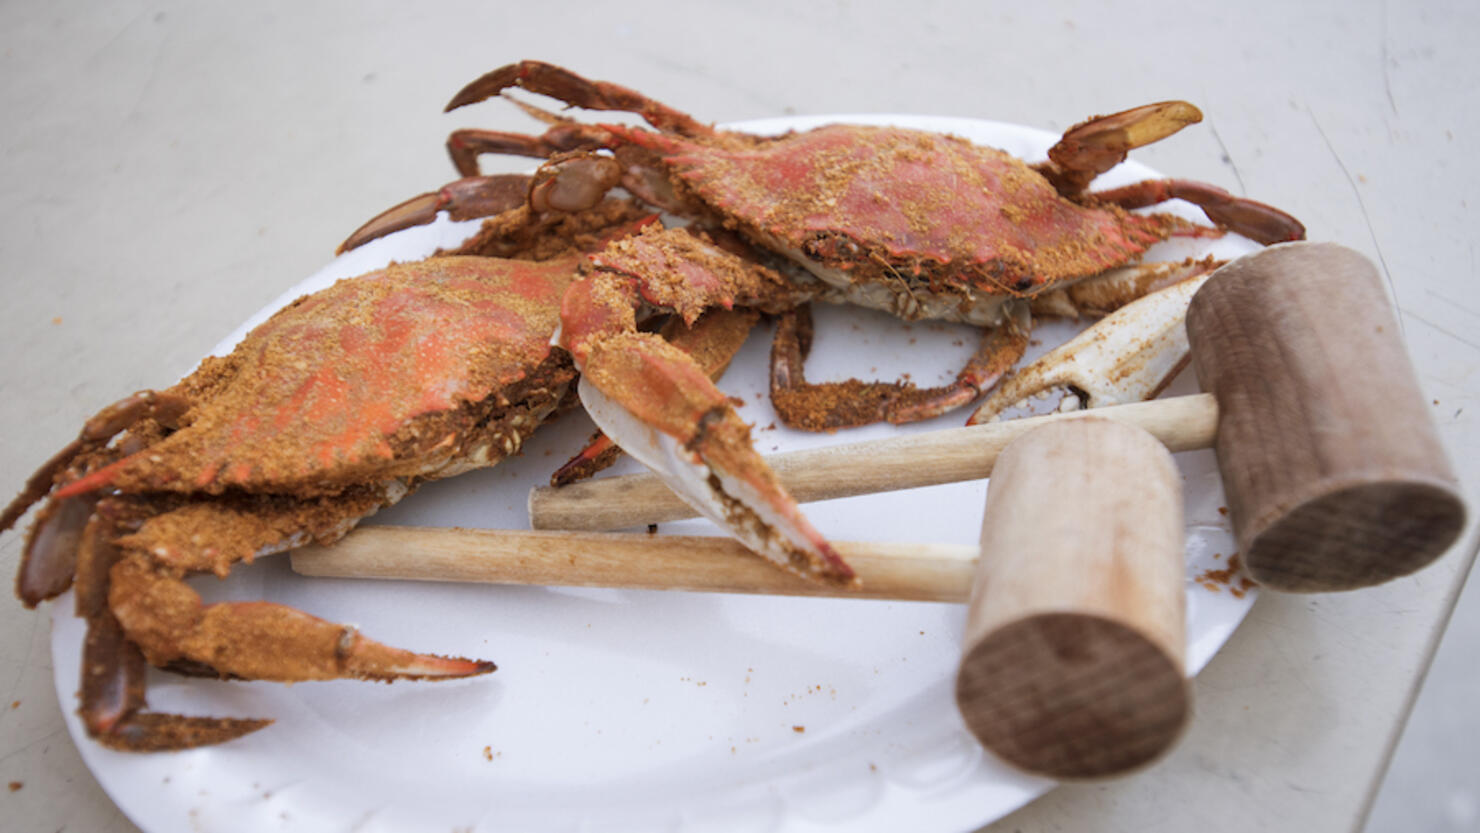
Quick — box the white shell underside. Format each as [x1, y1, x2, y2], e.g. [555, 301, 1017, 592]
[576, 376, 819, 573]
[769, 238, 1017, 326]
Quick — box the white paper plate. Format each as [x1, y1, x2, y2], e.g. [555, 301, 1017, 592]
[50, 114, 1258, 833]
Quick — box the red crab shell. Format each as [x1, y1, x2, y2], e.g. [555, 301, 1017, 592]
[60, 255, 578, 499]
[608, 123, 1184, 301]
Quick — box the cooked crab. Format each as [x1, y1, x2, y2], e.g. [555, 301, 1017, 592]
[357, 60, 1302, 437]
[1, 199, 664, 750]
[334, 62, 1304, 563]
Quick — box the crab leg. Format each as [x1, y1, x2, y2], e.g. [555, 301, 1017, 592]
[50, 488, 494, 751]
[10, 390, 192, 605]
[966, 265, 1218, 425]
[1, 390, 190, 536]
[337, 174, 532, 253]
[1036, 101, 1205, 195]
[552, 307, 759, 486]
[767, 302, 1032, 431]
[74, 508, 273, 751]
[560, 227, 852, 583]
[1027, 258, 1221, 319]
[445, 60, 713, 140]
[447, 125, 616, 177]
[1090, 179, 1306, 245]
[107, 553, 493, 682]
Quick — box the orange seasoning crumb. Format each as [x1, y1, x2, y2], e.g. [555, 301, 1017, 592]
[50, 317, 62, 326]
[1196, 553, 1246, 593]
[7, 782, 20, 792]
[792, 725, 806, 734]
[482, 746, 493, 761]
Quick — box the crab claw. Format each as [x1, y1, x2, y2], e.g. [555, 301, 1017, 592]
[557, 227, 851, 583]
[1039, 101, 1204, 195]
[551, 308, 756, 487]
[966, 265, 1216, 425]
[576, 338, 855, 584]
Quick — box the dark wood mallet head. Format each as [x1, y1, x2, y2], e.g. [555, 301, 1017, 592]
[1187, 241, 1466, 591]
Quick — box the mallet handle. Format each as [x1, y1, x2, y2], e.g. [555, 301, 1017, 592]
[291, 527, 977, 601]
[528, 393, 1219, 531]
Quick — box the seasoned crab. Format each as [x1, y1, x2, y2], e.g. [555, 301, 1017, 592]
[1, 199, 663, 750]
[360, 61, 1302, 439]
[336, 62, 1304, 559]
[336, 60, 1305, 583]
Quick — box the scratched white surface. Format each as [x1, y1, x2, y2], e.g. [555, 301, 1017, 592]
[0, 2, 1476, 832]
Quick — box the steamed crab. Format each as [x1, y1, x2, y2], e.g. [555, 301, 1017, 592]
[1, 200, 668, 750]
[353, 60, 1301, 445]
[4, 60, 1304, 752]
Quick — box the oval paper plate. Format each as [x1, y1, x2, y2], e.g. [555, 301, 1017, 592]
[51, 114, 1257, 833]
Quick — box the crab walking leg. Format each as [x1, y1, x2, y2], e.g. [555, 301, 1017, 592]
[447, 124, 616, 177]
[766, 258, 1224, 431]
[1, 390, 190, 537]
[74, 509, 273, 750]
[966, 270, 1216, 425]
[337, 174, 533, 253]
[446, 60, 714, 140]
[1089, 179, 1306, 246]
[11, 390, 194, 604]
[1027, 259, 1221, 320]
[1028, 101, 1305, 244]
[768, 302, 1032, 431]
[107, 553, 494, 682]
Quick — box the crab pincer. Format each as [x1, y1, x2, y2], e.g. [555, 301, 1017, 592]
[559, 225, 855, 584]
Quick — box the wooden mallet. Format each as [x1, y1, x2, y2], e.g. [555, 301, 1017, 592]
[293, 242, 1467, 778]
[519, 241, 1466, 593]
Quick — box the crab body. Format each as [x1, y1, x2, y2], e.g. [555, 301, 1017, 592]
[3, 212, 659, 749]
[613, 122, 1185, 327]
[67, 257, 575, 504]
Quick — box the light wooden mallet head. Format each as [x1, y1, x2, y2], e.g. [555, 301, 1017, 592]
[955, 417, 1188, 779]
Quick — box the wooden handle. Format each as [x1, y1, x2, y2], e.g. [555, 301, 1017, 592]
[290, 526, 977, 601]
[956, 418, 1189, 779]
[1188, 242, 1467, 591]
[529, 393, 1218, 531]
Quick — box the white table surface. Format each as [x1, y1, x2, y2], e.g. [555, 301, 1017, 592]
[2, 2, 1476, 831]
